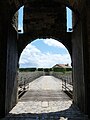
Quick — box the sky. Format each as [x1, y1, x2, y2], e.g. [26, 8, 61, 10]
[18, 7, 72, 68]
[18, 6, 24, 33]
[19, 39, 71, 68]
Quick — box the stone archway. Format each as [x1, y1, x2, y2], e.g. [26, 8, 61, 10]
[17, 0, 86, 116]
[0, 0, 90, 118]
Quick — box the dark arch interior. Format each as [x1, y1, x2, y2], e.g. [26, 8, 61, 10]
[0, 0, 90, 119]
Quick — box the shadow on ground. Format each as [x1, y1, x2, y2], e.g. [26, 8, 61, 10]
[5, 104, 88, 120]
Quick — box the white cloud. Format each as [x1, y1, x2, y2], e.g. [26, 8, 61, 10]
[43, 38, 65, 48]
[19, 44, 71, 68]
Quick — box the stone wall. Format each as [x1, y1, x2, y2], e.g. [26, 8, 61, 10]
[53, 72, 72, 82]
[5, 24, 18, 115]
[0, 21, 18, 117]
[12, 11, 18, 32]
[71, 1, 90, 117]
[72, 7, 86, 114]
[18, 71, 43, 86]
[85, 0, 90, 116]
[0, 16, 8, 118]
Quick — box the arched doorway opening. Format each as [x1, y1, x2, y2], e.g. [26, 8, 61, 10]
[10, 38, 73, 117]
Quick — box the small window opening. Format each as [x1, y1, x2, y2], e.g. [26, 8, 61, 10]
[66, 7, 72, 32]
[18, 6, 24, 33]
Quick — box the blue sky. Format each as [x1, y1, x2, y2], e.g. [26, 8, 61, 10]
[18, 6, 24, 33]
[18, 7, 72, 68]
[19, 39, 71, 68]
[66, 7, 72, 32]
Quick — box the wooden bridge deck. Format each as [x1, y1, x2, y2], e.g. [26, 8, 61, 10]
[2, 76, 89, 120]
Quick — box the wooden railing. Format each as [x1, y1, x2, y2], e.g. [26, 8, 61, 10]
[53, 71, 73, 98]
[62, 78, 73, 98]
[61, 72, 73, 98]
[17, 71, 43, 98]
[18, 81, 29, 98]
